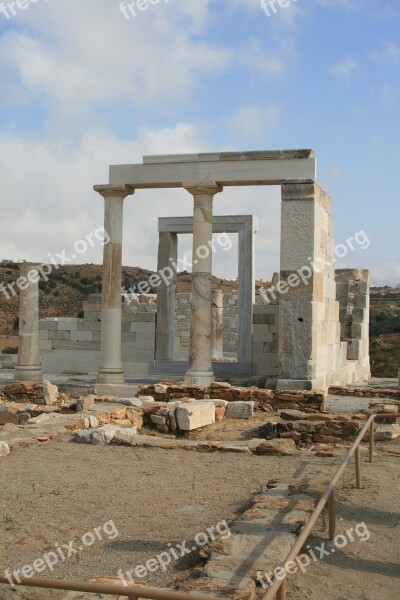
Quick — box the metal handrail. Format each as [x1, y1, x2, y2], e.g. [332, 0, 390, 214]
[0, 415, 376, 600]
[263, 414, 375, 600]
[0, 575, 215, 600]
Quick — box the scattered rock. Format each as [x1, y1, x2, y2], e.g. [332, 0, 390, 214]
[43, 380, 59, 405]
[256, 438, 296, 456]
[27, 413, 50, 425]
[226, 401, 254, 419]
[111, 427, 138, 446]
[76, 395, 96, 412]
[176, 402, 216, 431]
[279, 409, 307, 421]
[0, 441, 10, 457]
[315, 450, 336, 458]
[374, 424, 400, 440]
[215, 405, 226, 421]
[258, 422, 277, 440]
[88, 416, 100, 428]
[0, 423, 18, 434]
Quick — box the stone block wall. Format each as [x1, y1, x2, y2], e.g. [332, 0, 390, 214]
[336, 269, 371, 380]
[40, 294, 156, 376]
[252, 292, 279, 377]
[222, 292, 238, 357]
[174, 293, 191, 359]
[174, 292, 239, 359]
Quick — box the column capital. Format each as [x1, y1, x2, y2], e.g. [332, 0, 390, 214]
[183, 182, 223, 196]
[94, 184, 135, 198]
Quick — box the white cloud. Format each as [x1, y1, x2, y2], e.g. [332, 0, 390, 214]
[371, 41, 400, 65]
[226, 104, 282, 144]
[332, 56, 358, 79]
[0, 0, 232, 130]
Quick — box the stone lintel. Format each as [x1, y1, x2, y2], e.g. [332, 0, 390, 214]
[158, 215, 259, 234]
[144, 149, 314, 164]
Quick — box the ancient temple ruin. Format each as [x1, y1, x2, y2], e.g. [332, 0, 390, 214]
[36, 150, 371, 391]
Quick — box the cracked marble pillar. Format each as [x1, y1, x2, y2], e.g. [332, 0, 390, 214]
[94, 184, 135, 384]
[212, 289, 224, 360]
[184, 182, 222, 385]
[15, 263, 42, 382]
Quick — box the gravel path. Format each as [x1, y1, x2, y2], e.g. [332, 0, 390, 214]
[0, 440, 331, 591]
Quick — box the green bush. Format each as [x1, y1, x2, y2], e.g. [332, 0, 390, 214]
[3, 346, 18, 354]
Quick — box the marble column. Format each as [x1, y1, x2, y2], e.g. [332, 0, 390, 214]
[211, 289, 224, 360]
[94, 184, 135, 384]
[184, 182, 222, 385]
[15, 263, 42, 382]
[155, 232, 178, 360]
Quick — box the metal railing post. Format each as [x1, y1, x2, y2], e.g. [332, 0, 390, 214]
[355, 446, 362, 489]
[328, 489, 336, 541]
[369, 419, 374, 463]
[276, 577, 287, 600]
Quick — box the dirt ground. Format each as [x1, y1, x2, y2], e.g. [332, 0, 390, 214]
[0, 433, 399, 600]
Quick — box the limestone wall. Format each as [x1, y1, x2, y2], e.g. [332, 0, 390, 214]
[40, 294, 156, 376]
[174, 292, 239, 359]
[336, 269, 370, 380]
[38, 267, 371, 387]
[174, 293, 191, 359]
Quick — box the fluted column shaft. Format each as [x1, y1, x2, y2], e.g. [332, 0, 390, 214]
[184, 183, 222, 385]
[95, 184, 135, 384]
[15, 263, 42, 382]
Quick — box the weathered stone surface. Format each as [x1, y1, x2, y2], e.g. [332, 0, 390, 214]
[226, 401, 254, 419]
[313, 434, 341, 444]
[0, 441, 10, 457]
[198, 442, 252, 454]
[74, 430, 94, 443]
[27, 413, 50, 424]
[256, 439, 296, 456]
[111, 427, 138, 445]
[176, 402, 216, 431]
[374, 424, 400, 440]
[215, 405, 226, 421]
[0, 403, 21, 425]
[74, 424, 120, 445]
[43, 380, 59, 405]
[88, 416, 100, 428]
[178, 576, 255, 600]
[125, 407, 143, 430]
[258, 422, 277, 440]
[279, 431, 302, 442]
[114, 397, 144, 407]
[76, 395, 95, 412]
[151, 414, 167, 426]
[279, 409, 307, 420]
[0, 422, 19, 434]
[253, 493, 315, 512]
[138, 395, 155, 403]
[206, 529, 296, 578]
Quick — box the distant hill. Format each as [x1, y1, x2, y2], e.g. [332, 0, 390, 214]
[0, 261, 238, 338]
[1, 261, 399, 377]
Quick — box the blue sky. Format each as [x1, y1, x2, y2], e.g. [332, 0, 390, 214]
[0, 0, 399, 285]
